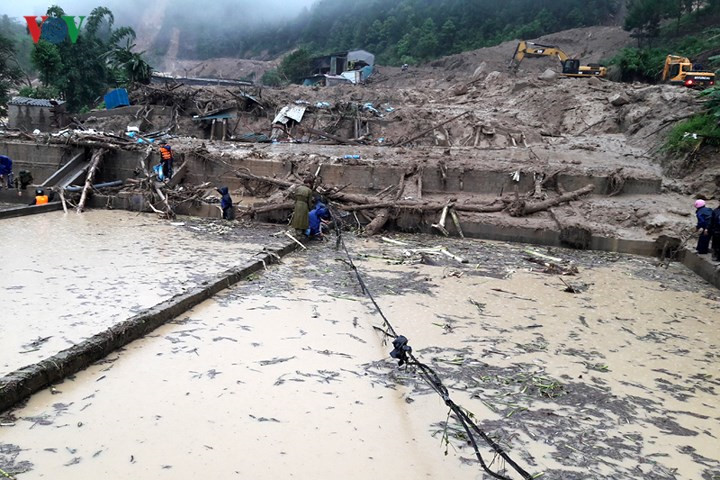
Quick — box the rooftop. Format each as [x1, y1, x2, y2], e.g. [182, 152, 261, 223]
[9, 97, 66, 107]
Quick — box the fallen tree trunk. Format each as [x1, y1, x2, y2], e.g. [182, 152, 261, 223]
[365, 208, 390, 236]
[394, 111, 470, 147]
[508, 184, 594, 217]
[303, 127, 362, 146]
[235, 171, 295, 189]
[76, 148, 107, 213]
[333, 199, 506, 213]
[239, 201, 294, 216]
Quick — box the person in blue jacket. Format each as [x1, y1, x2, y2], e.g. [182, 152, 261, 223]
[711, 203, 720, 261]
[695, 199, 713, 254]
[0, 155, 12, 188]
[217, 186, 234, 220]
[306, 199, 330, 239]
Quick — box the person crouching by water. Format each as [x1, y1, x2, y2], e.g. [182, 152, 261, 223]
[306, 198, 331, 239]
[291, 177, 313, 237]
[217, 186, 235, 220]
[29, 188, 49, 205]
[695, 199, 713, 254]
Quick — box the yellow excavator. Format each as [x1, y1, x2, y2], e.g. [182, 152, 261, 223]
[509, 41, 607, 78]
[662, 55, 715, 89]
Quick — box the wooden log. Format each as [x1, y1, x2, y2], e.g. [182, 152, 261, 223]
[509, 184, 594, 217]
[235, 171, 294, 189]
[336, 199, 505, 213]
[449, 208, 465, 238]
[394, 111, 470, 147]
[76, 148, 107, 213]
[153, 183, 176, 219]
[432, 203, 450, 236]
[238, 201, 294, 216]
[303, 127, 362, 146]
[364, 208, 390, 236]
[166, 159, 188, 188]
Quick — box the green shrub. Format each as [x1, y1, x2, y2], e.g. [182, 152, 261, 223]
[665, 114, 720, 153]
[18, 85, 60, 99]
[261, 69, 283, 87]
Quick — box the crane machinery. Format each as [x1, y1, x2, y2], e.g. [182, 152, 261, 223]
[662, 55, 715, 89]
[509, 41, 607, 78]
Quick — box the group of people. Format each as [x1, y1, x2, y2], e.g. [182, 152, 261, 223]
[291, 177, 331, 239]
[695, 199, 720, 261]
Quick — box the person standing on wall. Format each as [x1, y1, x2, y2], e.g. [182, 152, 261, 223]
[0, 155, 13, 189]
[694, 199, 713, 254]
[291, 177, 313, 237]
[711, 202, 720, 262]
[160, 144, 174, 181]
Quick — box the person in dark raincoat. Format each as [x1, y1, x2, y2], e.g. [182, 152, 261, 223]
[0, 155, 12, 188]
[217, 186, 235, 220]
[306, 199, 330, 239]
[711, 202, 720, 261]
[291, 177, 313, 235]
[695, 199, 713, 254]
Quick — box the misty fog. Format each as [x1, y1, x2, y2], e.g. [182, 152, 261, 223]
[0, 0, 317, 31]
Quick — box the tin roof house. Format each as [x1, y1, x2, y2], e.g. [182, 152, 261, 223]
[303, 50, 375, 86]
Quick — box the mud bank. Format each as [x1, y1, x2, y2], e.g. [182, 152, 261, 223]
[2, 234, 718, 479]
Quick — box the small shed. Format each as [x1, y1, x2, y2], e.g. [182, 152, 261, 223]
[306, 49, 375, 85]
[8, 97, 68, 132]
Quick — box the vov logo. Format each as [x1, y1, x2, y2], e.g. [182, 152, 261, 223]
[24, 16, 86, 45]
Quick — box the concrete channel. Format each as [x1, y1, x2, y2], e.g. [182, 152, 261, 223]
[0, 139, 718, 478]
[1, 234, 718, 479]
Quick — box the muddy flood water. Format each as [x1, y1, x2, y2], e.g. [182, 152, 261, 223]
[1, 226, 719, 479]
[0, 211, 285, 376]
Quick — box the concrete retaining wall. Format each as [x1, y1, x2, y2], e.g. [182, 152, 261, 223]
[0, 141, 662, 196]
[0, 240, 299, 413]
[0, 202, 63, 219]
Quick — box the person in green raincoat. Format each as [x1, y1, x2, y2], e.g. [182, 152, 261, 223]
[291, 177, 314, 235]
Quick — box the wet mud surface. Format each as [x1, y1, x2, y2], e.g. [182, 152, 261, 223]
[2, 232, 719, 479]
[0, 211, 285, 376]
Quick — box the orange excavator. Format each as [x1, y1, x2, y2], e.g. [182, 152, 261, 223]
[509, 41, 607, 78]
[662, 55, 715, 89]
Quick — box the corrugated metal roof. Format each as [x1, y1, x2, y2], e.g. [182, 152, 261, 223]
[8, 97, 66, 107]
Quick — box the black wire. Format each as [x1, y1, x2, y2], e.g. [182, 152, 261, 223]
[328, 207, 534, 480]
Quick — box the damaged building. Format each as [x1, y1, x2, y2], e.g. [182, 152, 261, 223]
[7, 97, 68, 132]
[303, 50, 375, 86]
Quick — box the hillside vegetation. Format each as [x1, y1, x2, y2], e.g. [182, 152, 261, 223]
[164, 0, 620, 65]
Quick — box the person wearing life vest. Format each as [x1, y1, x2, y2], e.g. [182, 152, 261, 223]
[29, 188, 49, 205]
[159, 144, 174, 181]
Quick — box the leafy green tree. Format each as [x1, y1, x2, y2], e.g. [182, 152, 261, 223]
[31, 5, 154, 111]
[0, 32, 23, 115]
[416, 19, 439, 60]
[261, 68, 283, 86]
[31, 40, 63, 86]
[439, 19, 457, 52]
[278, 49, 313, 84]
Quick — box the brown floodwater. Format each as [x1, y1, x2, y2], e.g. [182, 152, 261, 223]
[1, 233, 718, 479]
[0, 210, 282, 376]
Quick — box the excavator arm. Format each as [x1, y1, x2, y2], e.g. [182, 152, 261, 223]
[509, 41, 569, 70]
[509, 41, 606, 78]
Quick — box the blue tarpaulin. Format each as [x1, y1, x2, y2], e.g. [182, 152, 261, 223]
[104, 88, 130, 109]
